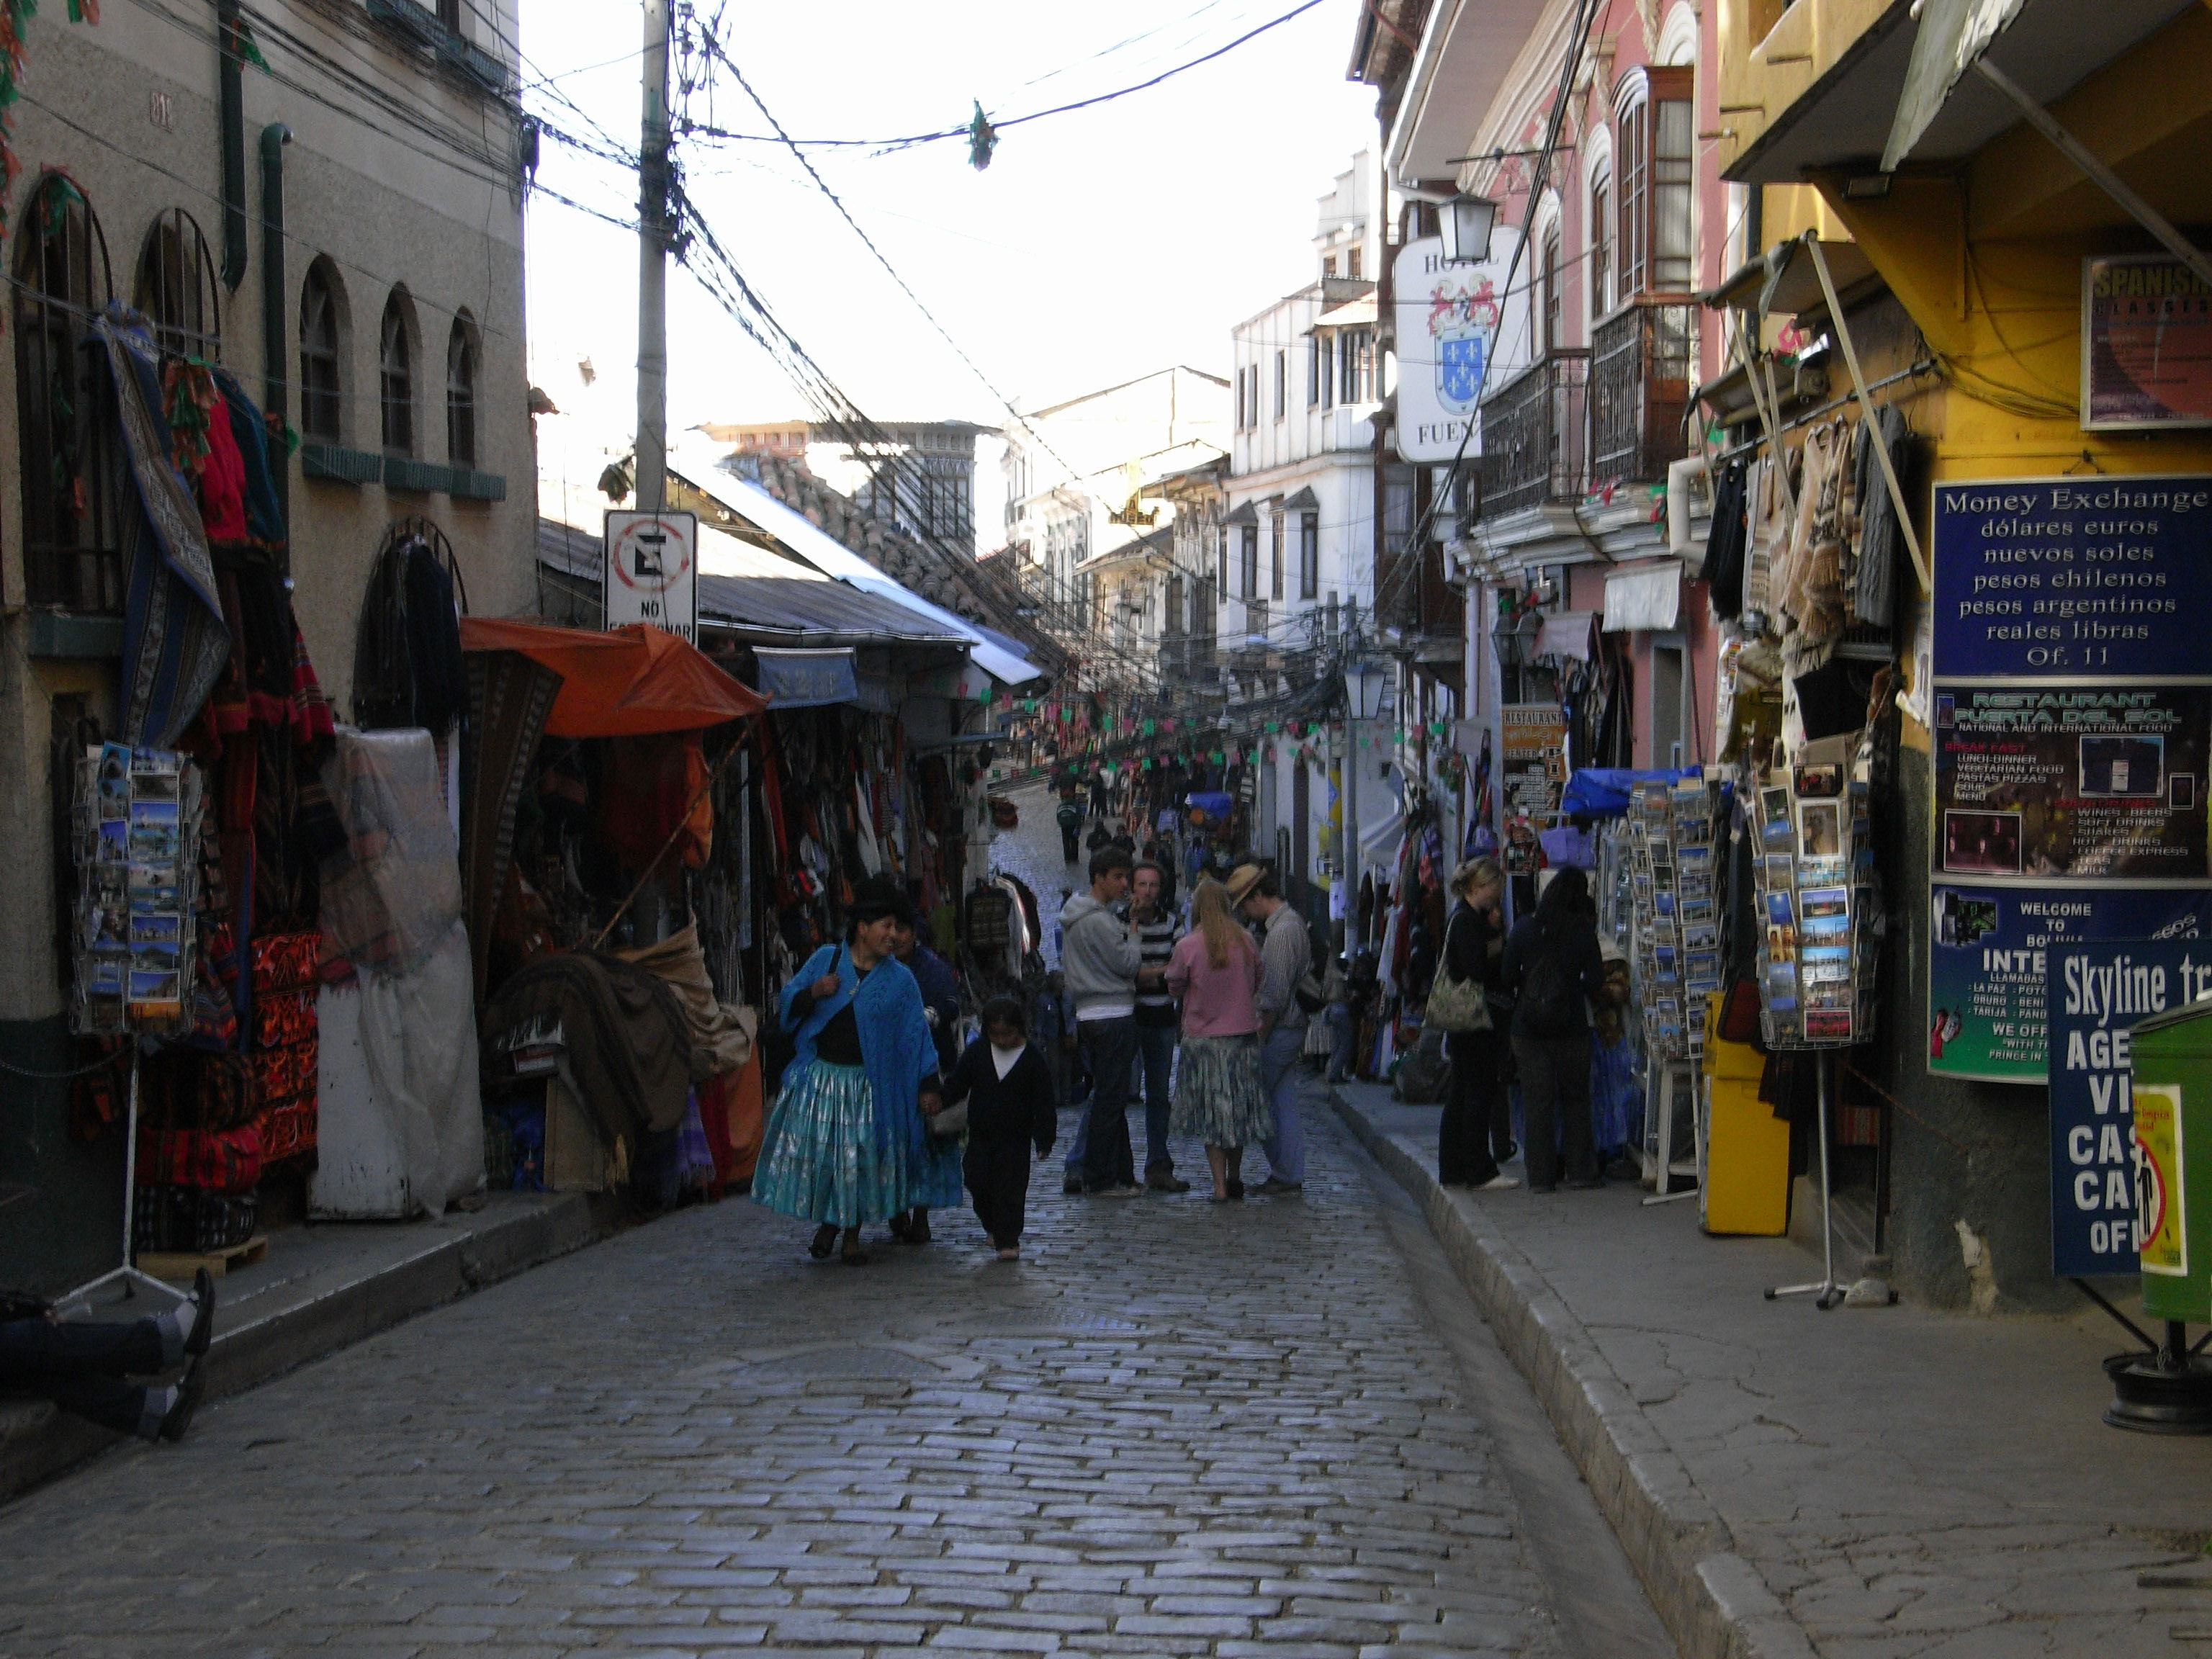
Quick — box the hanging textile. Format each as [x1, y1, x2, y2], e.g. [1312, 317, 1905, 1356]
[1850, 405, 1908, 629]
[95, 309, 228, 747]
[1704, 457, 1750, 621]
[460, 649, 564, 1001]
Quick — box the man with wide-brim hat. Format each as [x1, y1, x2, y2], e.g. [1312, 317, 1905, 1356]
[1230, 862, 1312, 1196]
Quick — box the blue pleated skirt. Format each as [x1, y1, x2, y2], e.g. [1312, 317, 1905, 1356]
[753, 1059, 963, 1226]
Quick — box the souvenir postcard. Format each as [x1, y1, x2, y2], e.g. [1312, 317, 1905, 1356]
[1801, 909, 1849, 939]
[1805, 1010, 1853, 1040]
[1800, 886, 1849, 921]
[1681, 897, 1714, 925]
[1765, 891, 1795, 927]
[1685, 922, 1719, 951]
[1797, 799, 1843, 858]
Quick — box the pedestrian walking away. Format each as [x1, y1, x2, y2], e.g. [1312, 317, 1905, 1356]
[754, 874, 949, 1264]
[1131, 860, 1189, 1192]
[1056, 795, 1084, 864]
[1436, 856, 1521, 1191]
[0, 1269, 215, 1443]
[943, 996, 1058, 1259]
[1502, 866, 1609, 1193]
[1166, 878, 1270, 1201]
[1057, 845, 1147, 1197]
[1230, 861, 1312, 1195]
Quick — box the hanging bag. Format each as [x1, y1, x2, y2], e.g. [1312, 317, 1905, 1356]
[1425, 911, 1491, 1034]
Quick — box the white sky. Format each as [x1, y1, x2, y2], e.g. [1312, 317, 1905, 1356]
[517, 0, 1380, 524]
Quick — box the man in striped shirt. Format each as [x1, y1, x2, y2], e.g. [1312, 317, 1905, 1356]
[1132, 861, 1189, 1192]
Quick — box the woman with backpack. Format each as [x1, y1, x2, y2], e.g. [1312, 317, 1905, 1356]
[1435, 858, 1519, 1191]
[1501, 867, 1609, 1193]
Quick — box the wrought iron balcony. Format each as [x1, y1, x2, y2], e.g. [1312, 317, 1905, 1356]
[1589, 298, 1696, 487]
[1478, 351, 1588, 520]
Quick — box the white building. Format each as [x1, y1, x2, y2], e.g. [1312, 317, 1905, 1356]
[1226, 153, 1395, 899]
[1000, 367, 1229, 670]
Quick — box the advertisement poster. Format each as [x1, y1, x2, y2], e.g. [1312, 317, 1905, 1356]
[2044, 939, 2212, 1274]
[1500, 703, 1567, 822]
[2083, 255, 2212, 432]
[1930, 477, 2212, 1079]
[1929, 886, 2212, 1082]
[1934, 685, 2209, 880]
[2134, 1083, 2188, 1275]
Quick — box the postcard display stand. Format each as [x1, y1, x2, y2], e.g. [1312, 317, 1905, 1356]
[56, 744, 204, 1312]
[1752, 759, 1881, 1309]
[1626, 778, 1723, 1200]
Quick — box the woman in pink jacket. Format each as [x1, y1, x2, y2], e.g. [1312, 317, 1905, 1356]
[1166, 878, 1272, 1200]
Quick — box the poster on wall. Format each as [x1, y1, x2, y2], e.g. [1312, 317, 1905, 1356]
[1931, 886, 2212, 1082]
[1500, 703, 1568, 823]
[2083, 255, 2212, 432]
[1929, 477, 2212, 1080]
[1933, 685, 2210, 881]
[2045, 938, 2212, 1275]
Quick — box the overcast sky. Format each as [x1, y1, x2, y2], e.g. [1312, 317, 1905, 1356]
[518, 0, 1380, 516]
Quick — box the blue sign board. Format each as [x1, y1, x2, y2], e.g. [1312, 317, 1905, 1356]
[1932, 886, 2212, 1082]
[2046, 940, 2212, 1274]
[1932, 477, 2212, 680]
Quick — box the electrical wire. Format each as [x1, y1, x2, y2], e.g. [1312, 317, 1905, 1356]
[677, 0, 1328, 152]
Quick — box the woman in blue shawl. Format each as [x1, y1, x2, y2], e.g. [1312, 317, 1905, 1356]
[755, 875, 947, 1264]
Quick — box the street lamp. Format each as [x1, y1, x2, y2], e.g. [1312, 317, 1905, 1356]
[1438, 192, 1498, 265]
[1344, 659, 1388, 722]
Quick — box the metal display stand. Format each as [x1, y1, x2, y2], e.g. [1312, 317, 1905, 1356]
[53, 1056, 188, 1318]
[1764, 1050, 1843, 1309]
[1643, 1061, 1704, 1206]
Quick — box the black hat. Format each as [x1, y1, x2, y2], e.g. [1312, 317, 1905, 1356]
[848, 873, 912, 926]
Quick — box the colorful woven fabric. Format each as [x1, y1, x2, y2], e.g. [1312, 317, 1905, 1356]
[251, 930, 319, 993]
[250, 1035, 317, 1105]
[137, 1120, 262, 1194]
[259, 1099, 315, 1163]
[252, 986, 315, 1050]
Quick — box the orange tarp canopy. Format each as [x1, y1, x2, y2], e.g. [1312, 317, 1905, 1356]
[459, 619, 764, 737]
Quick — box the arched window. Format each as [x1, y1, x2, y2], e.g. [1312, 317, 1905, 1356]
[134, 208, 220, 359]
[299, 258, 345, 444]
[1540, 221, 1563, 352]
[445, 315, 477, 469]
[14, 173, 120, 612]
[379, 290, 414, 457]
[1588, 162, 1614, 318]
[1615, 67, 1695, 298]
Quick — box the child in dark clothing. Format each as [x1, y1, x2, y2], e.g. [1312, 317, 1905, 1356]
[941, 997, 1058, 1260]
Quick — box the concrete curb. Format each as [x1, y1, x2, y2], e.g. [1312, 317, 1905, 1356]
[1, 1192, 599, 1507]
[1331, 1089, 1817, 1659]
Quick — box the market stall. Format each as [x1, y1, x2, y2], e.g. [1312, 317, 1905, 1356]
[459, 619, 768, 1205]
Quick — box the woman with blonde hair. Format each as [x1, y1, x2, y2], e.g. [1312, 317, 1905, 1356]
[1438, 856, 1520, 1191]
[1164, 878, 1270, 1200]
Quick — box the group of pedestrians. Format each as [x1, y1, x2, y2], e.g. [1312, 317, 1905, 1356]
[1434, 856, 1614, 1195]
[1057, 847, 1310, 1203]
[751, 842, 1323, 1267]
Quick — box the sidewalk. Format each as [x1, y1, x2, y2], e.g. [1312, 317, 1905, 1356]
[1332, 1082, 2212, 1659]
[1, 1190, 596, 1505]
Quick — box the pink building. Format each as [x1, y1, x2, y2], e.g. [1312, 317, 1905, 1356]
[1356, 0, 1735, 805]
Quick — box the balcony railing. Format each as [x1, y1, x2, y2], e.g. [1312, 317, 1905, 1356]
[1589, 297, 1695, 488]
[1478, 350, 1588, 519]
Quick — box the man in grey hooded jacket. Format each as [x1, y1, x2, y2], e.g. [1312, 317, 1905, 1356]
[1058, 845, 1147, 1195]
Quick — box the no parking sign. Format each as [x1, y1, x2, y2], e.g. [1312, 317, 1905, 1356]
[603, 511, 698, 642]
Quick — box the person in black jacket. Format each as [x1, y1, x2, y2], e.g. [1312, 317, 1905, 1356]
[1501, 867, 1609, 1193]
[943, 997, 1058, 1259]
[1438, 858, 1519, 1191]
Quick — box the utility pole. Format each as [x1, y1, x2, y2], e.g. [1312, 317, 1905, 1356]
[637, 0, 671, 513]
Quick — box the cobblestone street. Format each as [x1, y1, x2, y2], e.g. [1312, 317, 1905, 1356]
[0, 786, 1673, 1656]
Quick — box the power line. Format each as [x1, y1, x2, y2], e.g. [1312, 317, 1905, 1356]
[676, 0, 1328, 153]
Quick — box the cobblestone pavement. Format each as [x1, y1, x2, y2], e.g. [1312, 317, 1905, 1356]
[0, 1094, 1598, 1659]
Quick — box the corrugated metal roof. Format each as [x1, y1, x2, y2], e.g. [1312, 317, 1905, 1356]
[697, 574, 968, 648]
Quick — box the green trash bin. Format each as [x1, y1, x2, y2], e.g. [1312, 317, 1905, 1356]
[2126, 999, 2212, 1324]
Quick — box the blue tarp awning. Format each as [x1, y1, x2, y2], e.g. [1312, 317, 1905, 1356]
[1559, 767, 1707, 819]
[755, 647, 860, 709]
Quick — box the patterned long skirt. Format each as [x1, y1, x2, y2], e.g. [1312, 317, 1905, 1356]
[753, 1061, 907, 1227]
[1169, 1034, 1271, 1148]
